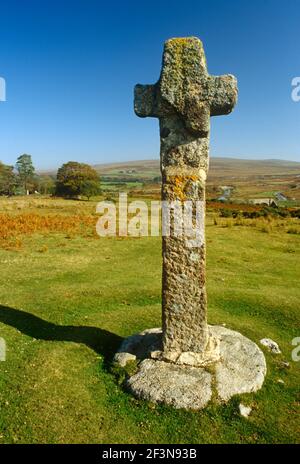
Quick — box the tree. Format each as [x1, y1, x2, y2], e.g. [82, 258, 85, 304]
[81, 179, 101, 200]
[37, 175, 55, 195]
[55, 162, 100, 199]
[16, 154, 35, 194]
[0, 162, 16, 196]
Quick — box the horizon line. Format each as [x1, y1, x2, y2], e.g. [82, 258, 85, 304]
[35, 155, 300, 173]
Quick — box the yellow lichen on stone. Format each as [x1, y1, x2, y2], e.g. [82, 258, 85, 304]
[168, 174, 200, 201]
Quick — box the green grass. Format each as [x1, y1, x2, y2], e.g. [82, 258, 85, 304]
[0, 201, 299, 443]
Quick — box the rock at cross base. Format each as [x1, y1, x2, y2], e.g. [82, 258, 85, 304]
[239, 404, 252, 418]
[260, 338, 281, 354]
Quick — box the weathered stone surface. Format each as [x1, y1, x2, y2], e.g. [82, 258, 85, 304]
[152, 328, 221, 367]
[239, 404, 252, 418]
[127, 359, 213, 410]
[260, 338, 281, 354]
[134, 37, 238, 359]
[115, 325, 267, 409]
[114, 328, 162, 364]
[114, 352, 136, 368]
[214, 326, 266, 401]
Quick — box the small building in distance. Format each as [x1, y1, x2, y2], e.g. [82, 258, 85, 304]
[217, 185, 234, 202]
[249, 198, 278, 207]
[275, 192, 288, 202]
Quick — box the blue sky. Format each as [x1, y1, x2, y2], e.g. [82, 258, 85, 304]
[0, 0, 299, 169]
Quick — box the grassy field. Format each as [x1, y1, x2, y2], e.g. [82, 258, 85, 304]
[0, 196, 299, 444]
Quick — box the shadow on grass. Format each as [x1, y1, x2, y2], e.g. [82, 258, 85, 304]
[0, 305, 123, 363]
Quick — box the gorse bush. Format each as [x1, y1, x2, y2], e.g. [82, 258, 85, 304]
[287, 227, 300, 235]
[0, 213, 98, 249]
[219, 206, 297, 220]
[290, 209, 300, 219]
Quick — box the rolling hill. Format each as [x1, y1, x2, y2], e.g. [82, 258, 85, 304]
[93, 157, 300, 180]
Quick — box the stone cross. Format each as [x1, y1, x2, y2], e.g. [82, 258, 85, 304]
[134, 37, 237, 365]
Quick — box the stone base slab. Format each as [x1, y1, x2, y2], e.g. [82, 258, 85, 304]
[114, 325, 267, 410]
[151, 328, 221, 367]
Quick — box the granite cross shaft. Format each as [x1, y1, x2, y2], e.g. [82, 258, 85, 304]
[134, 37, 238, 365]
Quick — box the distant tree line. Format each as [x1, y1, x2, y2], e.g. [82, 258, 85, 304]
[0, 154, 38, 196]
[0, 155, 101, 200]
[102, 175, 162, 184]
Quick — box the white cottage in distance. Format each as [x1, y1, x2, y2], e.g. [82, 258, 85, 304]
[249, 198, 278, 207]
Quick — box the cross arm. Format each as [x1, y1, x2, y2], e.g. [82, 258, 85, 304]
[209, 75, 238, 116]
[134, 84, 159, 118]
